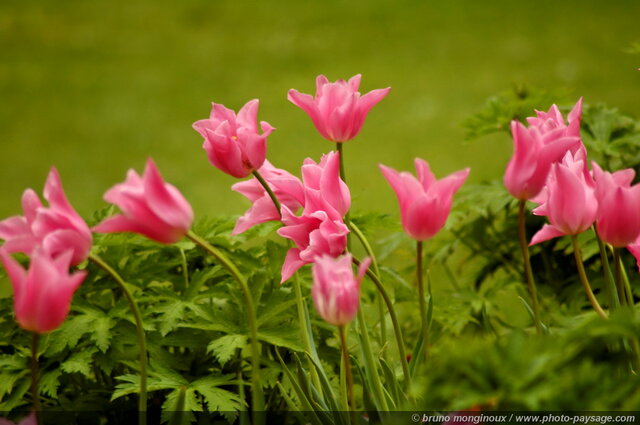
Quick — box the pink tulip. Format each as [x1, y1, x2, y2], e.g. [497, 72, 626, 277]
[530, 149, 598, 245]
[231, 160, 305, 234]
[0, 248, 86, 333]
[592, 162, 640, 247]
[288, 74, 390, 142]
[93, 159, 194, 244]
[504, 119, 582, 201]
[379, 159, 469, 241]
[0, 168, 92, 266]
[301, 151, 350, 219]
[278, 207, 349, 282]
[311, 254, 371, 326]
[0, 412, 37, 425]
[193, 99, 275, 178]
[526, 98, 583, 139]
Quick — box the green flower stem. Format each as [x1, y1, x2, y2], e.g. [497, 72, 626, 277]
[348, 221, 387, 351]
[31, 332, 40, 422]
[185, 231, 264, 423]
[570, 236, 608, 319]
[517, 200, 543, 334]
[336, 142, 352, 251]
[252, 170, 281, 216]
[416, 241, 430, 360]
[613, 248, 629, 305]
[356, 307, 388, 411]
[350, 224, 412, 393]
[339, 325, 356, 425]
[89, 253, 147, 425]
[594, 227, 620, 310]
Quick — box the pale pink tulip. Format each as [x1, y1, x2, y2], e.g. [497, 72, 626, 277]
[0, 248, 86, 333]
[380, 159, 469, 241]
[504, 120, 582, 200]
[231, 160, 305, 234]
[288, 74, 390, 142]
[193, 99, 274, 178]
[0, 412, 37, 425]
[0, 168, 92, 266]
[277, 207, 349, 282]
[301, 151, 350, 219]
[530, 149, 598, 245]
[311, 254, 371, 326]
[93, 159, 193, 244]
[592, 162, 640, 247]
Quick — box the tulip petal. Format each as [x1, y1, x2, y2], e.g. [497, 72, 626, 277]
[530, 224, 565, 246]
[143, 159, 193, 230]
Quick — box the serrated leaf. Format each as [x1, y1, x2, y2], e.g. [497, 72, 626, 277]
[91, 316, 115, 353]
[161, 387, 200, 425]
[61, 349, 97, 376]
[194, 386, 243, 422]
[207, 334, 247, 366]
[40, 369, 62, 398]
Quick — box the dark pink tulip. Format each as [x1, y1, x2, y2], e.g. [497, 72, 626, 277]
[93, 159, 194, 244]
[0, 412, 37, 425]
[592, 162, 640, 247]
[311, 254, 371, 326]
[193, 99, 274, 178]
[288, 74, 390, 142]
[0, 168, 92, 266]
[380, 159, 469, 241]
[277, 207, 349, 282]
[504, 119, 582, 201]
[530, 150, 598, 245]
[0, 249, 86, 333]
[231, 160, 305, 234]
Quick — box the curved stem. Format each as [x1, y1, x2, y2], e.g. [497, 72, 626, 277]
[339, 325, 356, 425]
[570, 236, 608, 319]
[353, 256, 412, 393]
[31, 332, 40, 422]
[185, 231, 264, 423]
[89, 253, 147, 425]
[416, 241, 430, 360]
[517, 200, 543, 334]
[613, 248, 629, 305]
[252, 170, 281, 218]
[594, 227, 620, 310]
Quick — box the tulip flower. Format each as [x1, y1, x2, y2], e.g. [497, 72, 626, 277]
[526, 98, 583, 139]
[379, 159, 469, 241]
[592, 162, 640, 247]
[231, 160, 305, 234]
[278, 208, 349, 282]
[301, 151, 350, 219]
[0, 168, 92, 266]
[0, 248, 86, 333]
[288, 74, 390, 142]
[530, 149, 598, 245]
[311, 253, 370, 326]
[93, 159, 193, 244]
[504, 120, 582, 201]
[193, 99, 274, 178]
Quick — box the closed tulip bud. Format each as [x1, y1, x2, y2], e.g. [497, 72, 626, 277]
[93, 159, 193, 244]
[288, 74, 390, 143]
[0, 249, 86, 333]
[380, 159, 469, 241]
[0, 168, 92, 266]
[592, 162, 640, 247]
[530, 149, 598, 245]
[311, 254, 371, 326]
[193, 99, 274, 178]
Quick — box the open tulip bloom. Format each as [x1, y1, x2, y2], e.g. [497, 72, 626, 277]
[379, 158, 469, 241]
[0, 168, 92, 266]
[288, 74, 390, 143]
[0, 248, 86, 334]
[193, 99, 274, 178]
[94, 159, 194, 244]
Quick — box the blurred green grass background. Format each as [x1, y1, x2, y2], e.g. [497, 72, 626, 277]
[1, 0, 639, 220]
